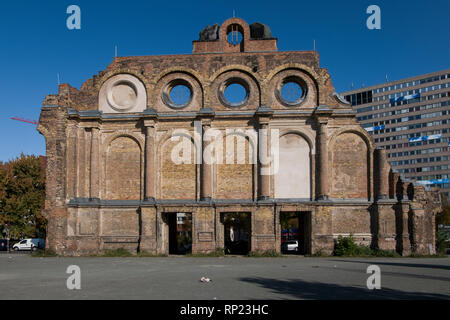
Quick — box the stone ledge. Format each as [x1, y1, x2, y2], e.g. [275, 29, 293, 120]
[67, 197, 388, 208]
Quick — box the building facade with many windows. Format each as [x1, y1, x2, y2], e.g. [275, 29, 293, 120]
[37, 18, 440, 256]
[343, 69, 450, 199]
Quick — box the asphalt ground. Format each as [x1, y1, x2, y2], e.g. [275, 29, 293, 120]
[0, 254, 449, 300]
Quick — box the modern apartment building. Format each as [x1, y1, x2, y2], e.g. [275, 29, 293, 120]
[342, 69, 450, 199]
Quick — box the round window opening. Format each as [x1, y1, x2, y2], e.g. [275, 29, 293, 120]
[224, 82, 248, 106]
[280, 81, 305, 105]
[169, 84, 192, 107]
[163, 80, 193, 109]
[110, 81, 137, 109]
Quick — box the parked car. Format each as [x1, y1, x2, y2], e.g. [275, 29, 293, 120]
[282, 240, 299, 252]
[176, 243, 192, 255]
[183, 243, 192, 253]
[12, 238, 45, 251]
[0, 239, 7, 251]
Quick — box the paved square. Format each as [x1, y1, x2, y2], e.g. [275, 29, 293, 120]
[1, 254, 449, 300]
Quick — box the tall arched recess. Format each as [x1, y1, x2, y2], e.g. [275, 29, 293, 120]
[160, 136, 196, 200]
[105, 136, 142, 200]
[330, 132, 369, 199]
[216, 134, 255, 200]
[275, 133, 311, 199]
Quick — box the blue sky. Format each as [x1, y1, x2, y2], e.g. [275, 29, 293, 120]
[0, 0, 449, 161]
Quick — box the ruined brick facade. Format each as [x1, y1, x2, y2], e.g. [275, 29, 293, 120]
[38, 18, 439, 256]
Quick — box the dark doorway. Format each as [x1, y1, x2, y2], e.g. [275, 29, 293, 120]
[280, 212, 310, 255]
[168, 212, 192, 255]
[222, 212, 251, 255]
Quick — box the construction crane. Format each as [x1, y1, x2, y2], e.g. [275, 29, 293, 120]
[11, 117, 38, 125]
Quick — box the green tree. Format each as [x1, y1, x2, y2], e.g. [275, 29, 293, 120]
[0, 154, 46, 239]
[280, 212, 298, 230]
[0, 161, 6, 236]
[436, 193, 450, 227]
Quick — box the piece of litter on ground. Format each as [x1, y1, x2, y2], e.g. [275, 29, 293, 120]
[200, 277, 211, 283]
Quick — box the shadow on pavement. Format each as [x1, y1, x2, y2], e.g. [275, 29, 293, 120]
[239, 277, 450, 300]
[330, 259, 450, 272]
[316, 265, 450, 283]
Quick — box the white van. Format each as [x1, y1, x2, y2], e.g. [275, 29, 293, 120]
[12, 238, 45, 251]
